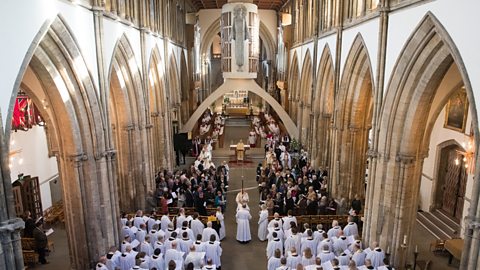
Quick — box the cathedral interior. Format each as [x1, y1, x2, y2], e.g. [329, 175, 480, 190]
[0, 0, 479, 269]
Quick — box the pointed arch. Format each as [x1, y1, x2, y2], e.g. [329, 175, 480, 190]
[5, 16, 119, 268]
[179, 50, 190, 124]
[311, 45, 336, 168]
[298, 49, 313, 144]
[333, 34, 375, 201]
[167, 52, 181, 123]
[364, 13, 479, 268]
[288, 51, 300, 119]
[108, 34, 151, 211]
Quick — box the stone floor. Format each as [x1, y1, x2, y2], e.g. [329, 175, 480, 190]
[30, 122, 460, 269]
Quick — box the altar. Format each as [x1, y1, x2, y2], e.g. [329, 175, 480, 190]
[230, 143, 251, 162]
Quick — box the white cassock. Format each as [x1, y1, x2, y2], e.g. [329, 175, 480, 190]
[286, 254, 302, 269]
[352, 250, 366, 266]
[160, 215, 171, 232]
[317, 239, 334, 254]
[284, 234, 301, 255]
[313, 230, 325, 243]
[365, 248, 385, 268]
[176, 215, 187, 229]
[148, 254, 164, 270]
[343, 222, 359, 237]
[258, 209, 269, 241]
[338, 253, 351, 266]
[301, 256, 316, 267]
[248, 131, 256, 145]
[184, 251, 205, 270]
[268, 218, 283, 229]
[193, 240, 206, 252]
[134, 217, 145, 228]
[96, 263, 108, 270]
[176, 227, 195, 241]
[266, 238, 283, 258]
[216, 211, 226, 240]
[236, 208, 252, 242]
[179, 238, 194, 254]
[267, 228, 284, 243]
[282, 216, 297, 231]
[318, 250, 336, 263]
[236, 192, 250, 211]
[136, 229, 146, 243]
[300, 237, 317, 256]
[201, 265, 216, 270]
[202, 227, 220, 242]
[327, 225, 342, 239]
[153, 241, 166, 255]
[106, 251, 121, 270]
[279, 152, 291, 169]
[191, 219, 205, 239]
[122, 226, 134, 241]
[140, 241, 153, 256]
[119, 252, 136, 270]
[267, 257, 281, 270]
[164, 249, 184, 269]
[333, 236, 349, 255]
[204, 241, 222, 267]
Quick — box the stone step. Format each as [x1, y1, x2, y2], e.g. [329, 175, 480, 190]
[431, 209, 460, 236]
[416, 211, 452, 240]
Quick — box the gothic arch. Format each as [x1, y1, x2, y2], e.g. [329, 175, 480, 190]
[288, 51, 300, 119]
[108, 34, 151, 211]
[332, 34, 375, 201]
[5, 16, 119, 268]
[167, 52, 181, 123]
[298, 49, 313, 144]
[311, 45, 335, 168]
[180, 50, 190, 124]
[364, 13, 479, 268]
[180, 79, 299, 139]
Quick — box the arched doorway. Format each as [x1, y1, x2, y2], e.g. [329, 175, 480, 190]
[333, 35, 374, 201]
[363, 14, 479, 268]
[6, 16, 119, 268]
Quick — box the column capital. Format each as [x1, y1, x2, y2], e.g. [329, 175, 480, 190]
[69, 153, 88, 163]
[0, 218, 24, 233]
[95, 149, 117, 160]
[395, 153, 416, 164]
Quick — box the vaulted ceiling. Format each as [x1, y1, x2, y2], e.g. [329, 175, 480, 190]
[190, 0, 288, 11]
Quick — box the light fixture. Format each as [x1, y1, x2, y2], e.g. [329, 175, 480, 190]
[455, 133, 475, 174]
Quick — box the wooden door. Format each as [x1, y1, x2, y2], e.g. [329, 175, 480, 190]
[442, 150, 461, 217]
[455, 162, 467, 220]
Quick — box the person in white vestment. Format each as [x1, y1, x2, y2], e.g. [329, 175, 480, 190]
[190, 213, 205, 239]
[284, 228, 301, 256]
[333, 234, 350, 256]
[149, 248, 165, 270]
[235, 204, 252, 243]
[106, 248, 121, 270]
[204, 234, 222, 269]
[337, 252, 350, 266]
[268, 213, 283, 228]
[202, 222, 220, 242]
[343, 216, 359, 238]
[235, 190, 250, 211]
[184, 245, 205, 270]
[176, 209, 187, 229]
[275, 257, 290, 270]
[193, 234, 206, 252]
[96, 256, 109, 270]
[266, 232, 283, 258]
[352, 243, 366, 266]
[318, 245, 336, 263]
[327, 220, 342, 239]
[301, 247, 316, 267]
[161, 215, 171, 232]
[282, 210, 297, 231]
[300, 230, 317, 257]
[286, 247, 302, 269]
[215, 207, 226, 240]
[365, 242, 385, 268]
[201, 258, 216, 270]
[248, 130, 257, 147]
[257, 204, 269, 241]
[267, 249, 282, 270]
[179, 232, 194, 255]
[317, 236, 334, 255]
[119, 246, 136, 270]
[140, 236, 154, 256]
[164, 242, 184, 269]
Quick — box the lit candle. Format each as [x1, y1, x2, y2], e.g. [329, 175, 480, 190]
[415, 245, 418, 253]
[387, 246, 390, 254]
[403, 235, 407, 245]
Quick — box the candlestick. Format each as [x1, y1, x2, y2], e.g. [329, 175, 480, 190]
[387, 246, 390, 254]
[415, 245, 418, 253]
[403, 235, 407, 245]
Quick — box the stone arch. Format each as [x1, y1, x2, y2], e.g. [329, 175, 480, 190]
[147, 46, 172, 171]
[288, 51, 300, 119]
[180, 50, 190, 124]
[311, 45, 335, 168]
[108, 34, 151, 211]
[363, 13, 479, 268]
[180, 79, 299, 139]
[298, 49, 313, 145]
[333, 34, 375, 201]
[5, 16, 119, 268]
[167, 52, 181, 124]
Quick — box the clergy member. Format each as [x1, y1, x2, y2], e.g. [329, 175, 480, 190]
[236, 204, 252, 243]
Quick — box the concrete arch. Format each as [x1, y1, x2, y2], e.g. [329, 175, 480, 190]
[5, 15, 118, 269]
[180, 79, 299, 139]
[364, 13, 479, 269]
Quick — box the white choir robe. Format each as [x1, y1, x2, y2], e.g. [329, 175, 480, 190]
[216, 211, 226, 240]
[343, 222, 359, 238]
[96, 263, 108, 270]
[140, 241, 154, 256]
[275, 266, 290, 270]
[284, 235, 302, 255]
[300, 237, 318, 256]
[176, 227, 195, 241]
[352, 250, 366, 266]
[204, 241, 222, 267]
[349, 240, 363, 253]
[164, 249, 184, 268]
[193, 241, 206, 252]
[121, 241, 131, 253]
[164, 238, 181, 251]
[106, 252, 120, 270]
[327, 226, 342, 239]
[318, 250, 336, 263]
[268, 218, 283, 229]
[338, 253, 351, 266]
[301, 256, 316, 267]
[179, 238, 194, 255]
[191, 219, 205, 239]
[267, 228, 285, 243]
[304, 265, 324, 270]
[282, 216, 297, 231]
[136, 229, 146, 243]
[134, 217, 145, 228]
[201, 264, 216, 270]
[122, 226, 134, 241]
[313, 230, 325, 243]
[160, 216, 171, 232]
[184, 251, 205, 270]
[165, 229, 175, 240]
[153, 241, 166, 255]
[202, 228, 220, 242]
[266, 238, 284, 258]
[119, 252, 136, 270]
[176, 215, 187, 229]
[365, 248, 385, 268]
[147, 217, 157, 232]
[317, 239, 334, 254]
[333, 237, 349, 255]
[267, 257, 281, 270]
[148, 255, 165, 270]
[235, 209, 252, 242]
[286, 254, 302, 269]
[258, 210, 269, 241]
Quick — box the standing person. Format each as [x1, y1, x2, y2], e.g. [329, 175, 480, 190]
[236, 204, 252, 243]
[32, 218, 49, 264]
[257, 204, 269, 241]
[215, 207, 226, 240]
